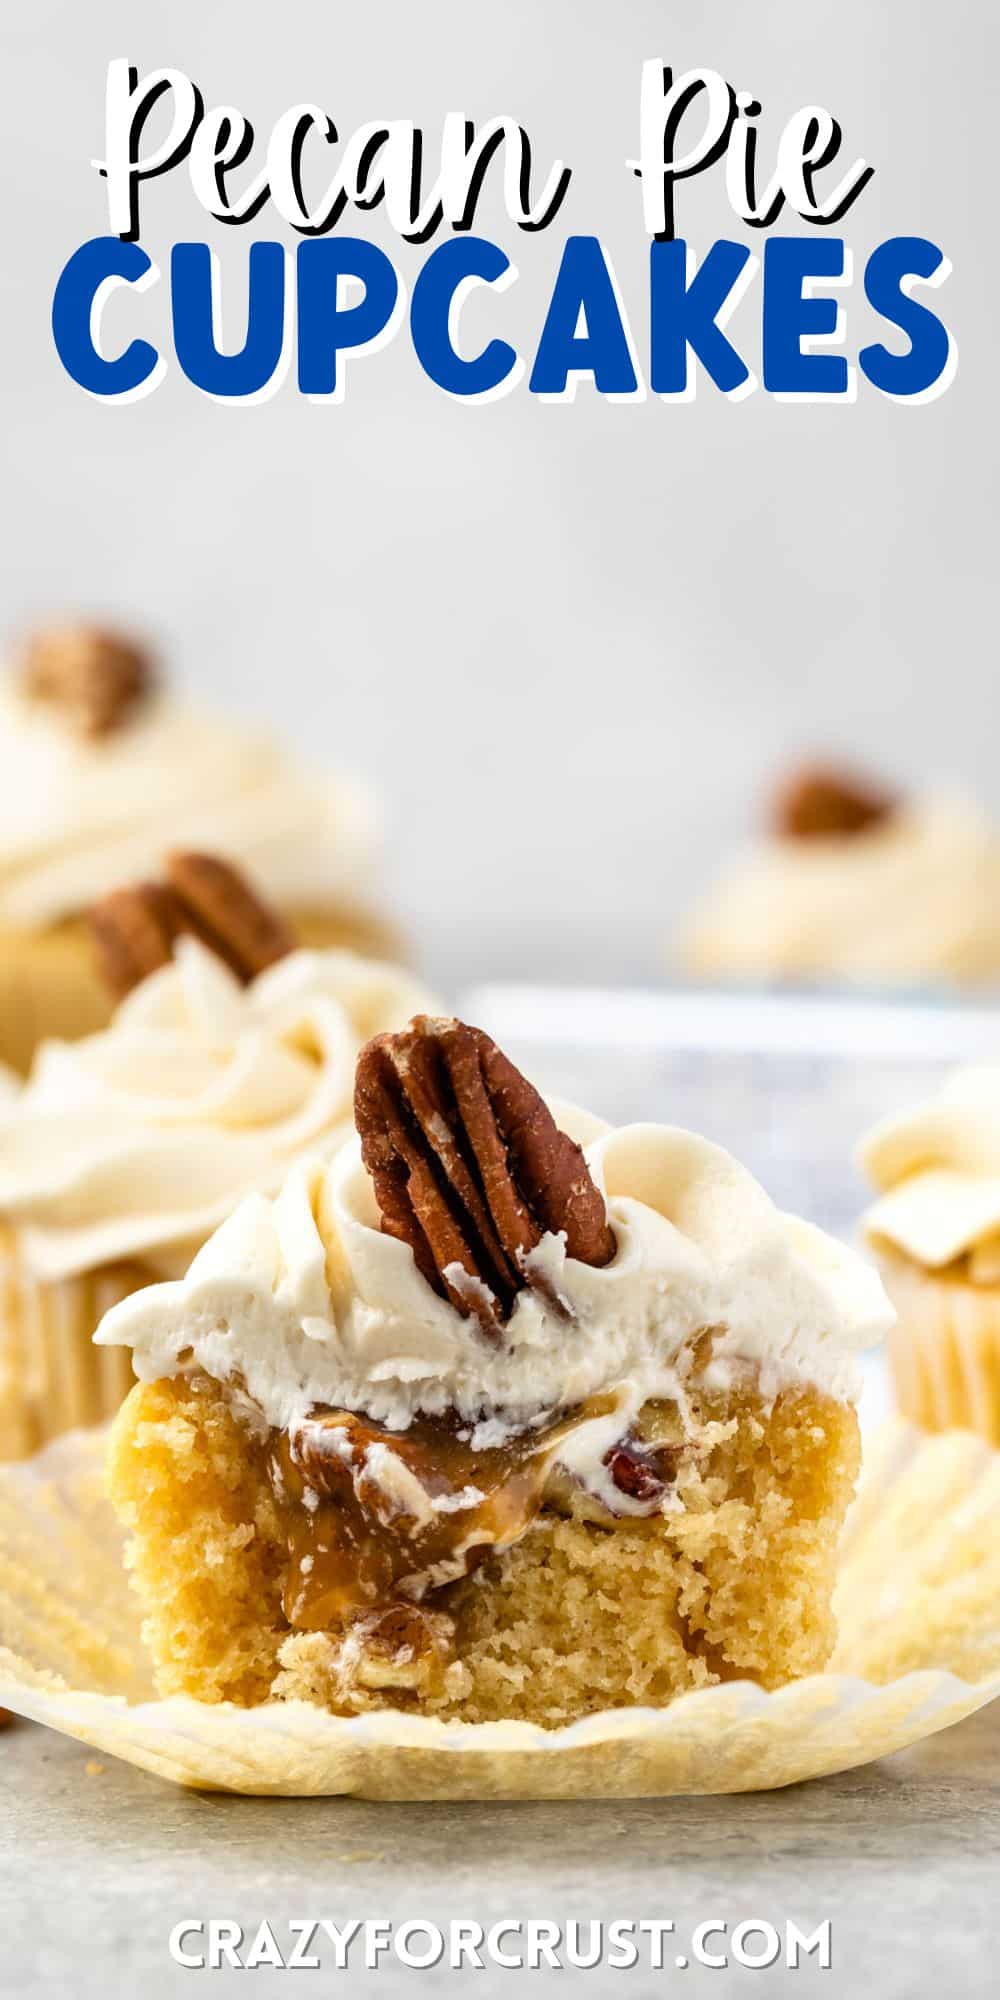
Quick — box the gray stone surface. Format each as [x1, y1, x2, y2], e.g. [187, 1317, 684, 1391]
[2, 1702, 998, 1999]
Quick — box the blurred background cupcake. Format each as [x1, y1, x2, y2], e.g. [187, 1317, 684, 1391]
[0, 622, 400, 1072]
[681, 762, 1000, 988]
[860, 1067, 1000, 1445]
[0, 853, 434, 1458]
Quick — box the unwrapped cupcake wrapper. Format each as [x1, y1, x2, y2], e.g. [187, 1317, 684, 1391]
[0, 1237, 138, 1460]
[1, 1418, 999, 1798]
[880, 1251, 1000, 1446]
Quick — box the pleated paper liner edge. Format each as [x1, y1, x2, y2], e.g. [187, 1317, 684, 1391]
[1, 1418, 998, 1798]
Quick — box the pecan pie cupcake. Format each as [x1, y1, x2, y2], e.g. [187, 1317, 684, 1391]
[0, 857, 435, 1459]
[100, 1016, 890, 1725]
[0, 622, 396, 1073]
[861, 1068, 1000, 1444]
[682, 761, 1000, 985]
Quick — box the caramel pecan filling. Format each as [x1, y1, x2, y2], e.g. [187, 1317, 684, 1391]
[250, 1021, 641, 1675]
[772, 763, 896, 840]
[269, 1398, 676, 1646]
[89, 851, 296, 996]
[257, 1016, 635, 1664]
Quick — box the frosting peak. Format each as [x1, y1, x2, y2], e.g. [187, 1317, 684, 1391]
[0, 939, 435, 1281]
[98, 1110, 892, 1433]
[0, 684, 379, 929]
[861, 1066, 1000, 1278]
[684, 795, 1000, 983]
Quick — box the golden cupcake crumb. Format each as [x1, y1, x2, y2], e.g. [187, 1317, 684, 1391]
[108, 1372, 860, 1726]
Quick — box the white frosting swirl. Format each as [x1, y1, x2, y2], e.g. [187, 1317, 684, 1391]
[0, 685, 379, 929]
[683, 797, 1000, 984]
[861, 1066, 1000, 1279]
[0, 940, 435, 1281]
[98, 1110, 892, 1432]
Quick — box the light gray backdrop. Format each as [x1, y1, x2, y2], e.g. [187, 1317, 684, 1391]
[1, 0, 994, 984]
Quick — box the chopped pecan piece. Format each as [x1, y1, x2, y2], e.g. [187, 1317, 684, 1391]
[773, 763, 896, 840]
[291, 1410, 441, 1525]
[89, 852, 295, 997]
[359, 1603, 445, 1665]
[603, 1437, 676, 1508]
[355, 1015, 615, 1334]
[350, 1604, 455, 1694]
[21, 623, 154, 738]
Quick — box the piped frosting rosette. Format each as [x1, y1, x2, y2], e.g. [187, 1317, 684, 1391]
[97, 1112, 890, 1440]
[863, 1066, 1000, 1277]
[0, 941, 435, 1457]
[0, 684, 380, 932]
[861, 1067, 1000, 1441]
[0, 940, 436, 1283]
[684, 796, 1000, 984]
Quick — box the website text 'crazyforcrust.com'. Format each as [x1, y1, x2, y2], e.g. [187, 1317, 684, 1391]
[168, 1916, 834, 1973]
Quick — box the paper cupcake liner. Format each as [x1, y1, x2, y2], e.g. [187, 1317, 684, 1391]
[1, 1418, 999, 1798]
[0, 1239, 139, 1460]
[880, 1252, 1000, 1447]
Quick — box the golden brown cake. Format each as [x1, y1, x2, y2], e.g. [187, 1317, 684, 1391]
[861, 1068, 1000, 1444]
[101, 1016, 889, 1725]
[0, 622, 397, 1073]
[0, 860, 435, 1459]
[681, 761, 1000, 985]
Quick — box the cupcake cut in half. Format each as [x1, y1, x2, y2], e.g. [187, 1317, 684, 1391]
[0, 622, 398, 1073]
[100, 1016, 891, 1727]
[0, 856, 436, 1459]
[681, 760, 1000, 987]
[861, 1067, 1000, 1445]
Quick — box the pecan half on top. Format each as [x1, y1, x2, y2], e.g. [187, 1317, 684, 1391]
[355, 1015, 616, 1335]
[20, 623, 154, 739]
[772, 762, 897, 841]
[89, 851, 296, 998]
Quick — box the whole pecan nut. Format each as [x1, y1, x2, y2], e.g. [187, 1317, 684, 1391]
[165, 851, 296, 982]
[89, 851, 296, 997]
[355, 1015, 615, 1334]
[773, 763, 896, 840]
[89, 882, 187, 997]
[21, 624, 154, 738]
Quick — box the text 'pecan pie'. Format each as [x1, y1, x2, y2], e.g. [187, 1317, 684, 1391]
[100, 1016, 891, 1726]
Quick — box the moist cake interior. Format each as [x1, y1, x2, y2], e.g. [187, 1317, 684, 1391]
[108, 1369, 860, 1726]
[101, 1011, 880, 1727]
